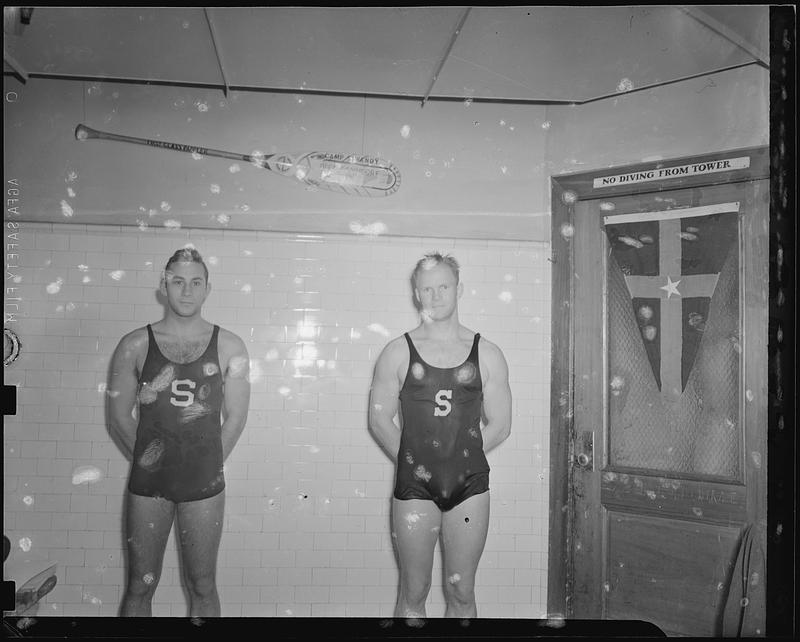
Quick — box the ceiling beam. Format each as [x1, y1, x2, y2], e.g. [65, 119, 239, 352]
[1, 58, 763, 106]
[681, 7, 769, 68]
[421, 6, 471, 108]
[3, 47, 29, 81]
[204, 8, 230, 97]
[579, 61, 762, 106]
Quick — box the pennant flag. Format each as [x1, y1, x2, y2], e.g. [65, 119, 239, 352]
[605, 208, 738, 402]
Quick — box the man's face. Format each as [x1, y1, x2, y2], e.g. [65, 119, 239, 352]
[415, 262, 461, 322]
[161, 261, 210, 317]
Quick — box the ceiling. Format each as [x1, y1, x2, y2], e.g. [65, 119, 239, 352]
[3, 6, 769, 104]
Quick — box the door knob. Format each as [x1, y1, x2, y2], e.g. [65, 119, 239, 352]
[574, 431, 594, 470]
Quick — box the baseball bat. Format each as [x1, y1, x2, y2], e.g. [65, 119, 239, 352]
[75, 124, 400, 197]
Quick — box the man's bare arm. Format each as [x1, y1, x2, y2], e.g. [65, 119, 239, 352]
[107, 330, 146, 459]
[480, 339, 512, 453]
[368, 338, 405, 463]
[220, 331, 250, 462]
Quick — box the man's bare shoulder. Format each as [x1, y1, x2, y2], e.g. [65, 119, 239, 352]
[218, 327, 247, 352]
[477, 335, 508, 367]
[115, 326, 149, 356]
[376, 334, 411, 369]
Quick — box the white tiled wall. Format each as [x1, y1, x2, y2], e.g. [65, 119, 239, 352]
[4, 222, 551, 617]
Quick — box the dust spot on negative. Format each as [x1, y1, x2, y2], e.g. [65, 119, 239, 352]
[679, 231, 698, 241]
[420, 256, 439, 271]
[72, 465, 104, 485]
[413, 465, 432, 482]
[203, 362, 219, 377]
[46, 278, 64, 294]
[142, 572, 155, 585]
[138, 385, 158, 405]
[468, 428, 479, 439]
[617, 78, 634, 92]
[367, 323, 390, 337]
[150, 364, 177, 391]
[610, 375, 625, 396]
[432, 440, 440, 448]
[228, 356, 248, 378]
[411, 363, 425, 380]
[197, 383, 211, 400]
[447, 573, 462, 584]
[178, 401, 212, 425]
[405, 451, 414, 465]
[642, 325, 657, 341]
[638, 305, 654, 321]
[349, 221, 388, 236]
[139, 439, 165, 470]
[618, 235, 644, 248]
[456, 362, 477, 383]
[688, 312, 705, 332]
[404, 512, 425, 525]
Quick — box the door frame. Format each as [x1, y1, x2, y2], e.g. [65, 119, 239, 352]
[546, 146, 770, 617]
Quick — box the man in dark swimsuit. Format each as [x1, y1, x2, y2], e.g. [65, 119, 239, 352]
[369, 252, 512, 619]
[108, 248, 250, 617]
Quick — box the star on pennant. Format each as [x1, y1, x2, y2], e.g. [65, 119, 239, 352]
[660, 276, 682, 299]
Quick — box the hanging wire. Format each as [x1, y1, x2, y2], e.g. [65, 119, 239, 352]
[361, 95, 366, 156]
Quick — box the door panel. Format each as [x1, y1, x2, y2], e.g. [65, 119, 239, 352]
[569, 176, 768, 636]
[605, 512, 742, 636]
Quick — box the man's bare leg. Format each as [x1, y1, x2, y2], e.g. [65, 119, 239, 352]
[120, 493, 175, 616]
[176, 491, 225, 617]
[440, 491, 490, 618]
[391, 498, 442, 619]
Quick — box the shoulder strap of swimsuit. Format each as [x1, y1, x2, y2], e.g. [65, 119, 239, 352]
[403, 332, 421, 361]
[145, 323, 157, 357]
[141, 323, 163, 373]
[201, 324, 221, 361]
[468, 332, 481, 361]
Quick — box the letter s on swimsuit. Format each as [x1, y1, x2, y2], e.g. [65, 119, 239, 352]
[170, 379, 197, 407]
[434, 389, 453, 417]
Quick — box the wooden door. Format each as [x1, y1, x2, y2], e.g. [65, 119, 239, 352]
[548, 148, 769, 637]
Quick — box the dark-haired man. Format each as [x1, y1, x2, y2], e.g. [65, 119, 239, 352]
[108, 248, 250, 617]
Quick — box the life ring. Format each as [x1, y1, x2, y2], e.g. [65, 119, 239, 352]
[3, 327, 21, 366]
